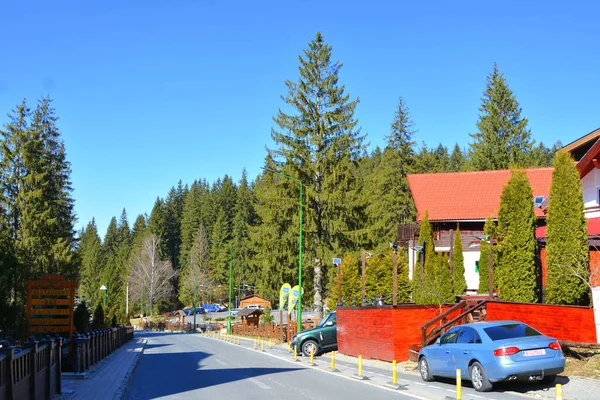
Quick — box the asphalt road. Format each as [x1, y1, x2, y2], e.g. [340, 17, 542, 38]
[182, 310, 318, 325]
[125, 332, 419, 400]
[124, 332, 533, 400]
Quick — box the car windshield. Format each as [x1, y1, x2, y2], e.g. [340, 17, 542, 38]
[318, 313, 334, 327]
[483, 323, 542, 341]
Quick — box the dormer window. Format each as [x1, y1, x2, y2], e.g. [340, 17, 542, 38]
[534, 196, 544, 207]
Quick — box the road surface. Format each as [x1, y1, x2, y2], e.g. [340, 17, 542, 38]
[125, 331, 537, 400]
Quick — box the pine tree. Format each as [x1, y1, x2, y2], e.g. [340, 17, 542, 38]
[469, 64, 534, 170]
[147, 197, 167, 257]
[231, 170, 256, 294]
[449, 144, 467, 172]
[179, 225, 212, 307]
[179, 180, 211, 269]
[545, 151, 589, 305]
[413, 211, 434, 303]
[269, 32, 365, 318]
[163, 181, 184, 269]
[366, 96, 416, 245]
[452, 227, 467, 296]
[477, 217, 496, 294]
[325, 255, 360, 310]
[210, 209, 230, 285]
[496, 170, 538, 302]
[78, 220, 103, 306]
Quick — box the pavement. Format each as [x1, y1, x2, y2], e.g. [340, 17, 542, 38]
[58, 331, 600, 400]
[58, 336, 147, 400]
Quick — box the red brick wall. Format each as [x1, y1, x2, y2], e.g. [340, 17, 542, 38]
[337, 305, 456, 362]
[486, 301, 597, 343]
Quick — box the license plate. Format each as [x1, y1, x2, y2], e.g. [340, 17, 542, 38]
[523, 349, 546, 356]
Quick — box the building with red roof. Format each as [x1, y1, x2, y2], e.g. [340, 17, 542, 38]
[406, 168, 553, 292]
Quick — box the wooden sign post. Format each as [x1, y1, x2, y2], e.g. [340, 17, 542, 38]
[25, 274, 77, 338]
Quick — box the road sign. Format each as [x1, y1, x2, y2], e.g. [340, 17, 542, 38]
[332, 258, 342, 265]
[26, 274, 77, 338]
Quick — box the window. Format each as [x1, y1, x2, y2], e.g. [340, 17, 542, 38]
[475, 260, 479, 273]
[457, 327, 482, 344]
[534, 196, 544, 207]
[597, 188, 600, 205]
[440, 327, 460, 344]
[483, 323, 541, 341]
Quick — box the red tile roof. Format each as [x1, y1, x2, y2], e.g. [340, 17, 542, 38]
[407, 168, 553, 222]
[536, 217, 600, 238]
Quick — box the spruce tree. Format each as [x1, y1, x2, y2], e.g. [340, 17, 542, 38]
[452, 227, 467, 296]
[78, 220, 103, 306]
[545, 150, 589, 305]
[366, 96, 416, 245]
[163, 182, 184, 269]
[449, 144, 467, 172]
[231, 170, 256, 294]
[269, 32, 365, 317]
[496, 170, 538, 302]
[210, 209, 230, 285]
[469, 64, 534, 170]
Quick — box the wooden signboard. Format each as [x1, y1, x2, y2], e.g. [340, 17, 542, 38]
[25, 274, 77, 338]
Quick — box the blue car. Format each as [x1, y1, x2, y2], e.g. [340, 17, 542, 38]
[418, 320, 565, 392]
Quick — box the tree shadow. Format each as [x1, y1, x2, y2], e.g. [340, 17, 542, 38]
[124, 349, 303, 399]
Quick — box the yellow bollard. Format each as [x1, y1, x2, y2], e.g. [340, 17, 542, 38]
[293, 346, 298, 361]
[288, 342, 291, 353]
[556, 384, 563, 400]
[331, 351, 335, 370]
[261, 339, 265, 352]
[309, 345, 315, 364]
[253, 338, 257, 350]
[456, 369, 462, 400]
[392, 360, 397, 385]
[358, 355, 363, 377]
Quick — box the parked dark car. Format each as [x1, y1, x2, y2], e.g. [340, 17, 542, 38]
[418, 320, 565, 392]
[194, 307, 206, 314]
[291, 311, 337, 356]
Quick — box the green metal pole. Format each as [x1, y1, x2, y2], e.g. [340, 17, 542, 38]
[297, 181, 303, 333]
[228, 244, 233, 334]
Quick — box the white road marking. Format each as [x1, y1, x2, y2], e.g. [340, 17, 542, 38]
[429, 385, 444, 389]
[247, 377, 271, 389]
[469, 395, 484, 399]
[214, 359, 228, 366]
[413, 381, 426, 385]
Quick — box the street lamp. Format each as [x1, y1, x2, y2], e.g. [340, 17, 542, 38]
[263, 167, 304, 333]
[213, 241, 233, 334]
[99, 284, 108, 307]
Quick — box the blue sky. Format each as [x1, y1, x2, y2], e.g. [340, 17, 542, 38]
[1, 1, 598, 238]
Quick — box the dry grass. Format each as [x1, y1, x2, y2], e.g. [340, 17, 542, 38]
[562, 347, 600, 379]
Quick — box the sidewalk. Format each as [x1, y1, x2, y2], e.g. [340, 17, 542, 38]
[59, 337, 146, 400]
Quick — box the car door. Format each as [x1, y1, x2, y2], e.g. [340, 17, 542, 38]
[429, 327, 461, 377]
[320, 312, 337, 350]
[453, 326, 482, 375]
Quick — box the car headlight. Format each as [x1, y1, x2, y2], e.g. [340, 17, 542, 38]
[291, 334, 298, 344]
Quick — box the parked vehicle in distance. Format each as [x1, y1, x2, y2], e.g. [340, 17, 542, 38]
[194, 307, 206, 314]
[202, 304, 219, 312]
[244, 304, 262, 310]
[215, 304, 227, 312]
[291, 311, 337, 356]
[417, 321, 565, 392]
[182, 308, 193, 316]
[231, 308, 241, 315]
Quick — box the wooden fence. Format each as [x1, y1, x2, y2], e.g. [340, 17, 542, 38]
[232, 320, 317, 342]
[70, 326, 134, 374]
[0, 338, 62, 400]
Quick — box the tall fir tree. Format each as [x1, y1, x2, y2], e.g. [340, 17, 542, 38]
[147, 197, 168, 257]
[163, 181, 185, 269]
[545, 151, 589, 305]
[78, 220, 103, 306]
[449, 144, 467, 172]
[469, 64, 534, 170]
[210, 208, 230, 285]
[231, 170, 256, 294]
[269, 32, 365, 317]
[496, 170, 538, 302]
[452, 227, 467, 296]
[366, 96, 416, 246]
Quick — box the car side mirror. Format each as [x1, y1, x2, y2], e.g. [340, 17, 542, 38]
[325, 321, 334, 327]
[436, 338, 441, 345]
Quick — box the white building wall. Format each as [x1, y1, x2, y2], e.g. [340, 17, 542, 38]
[581, 169, 600, 218]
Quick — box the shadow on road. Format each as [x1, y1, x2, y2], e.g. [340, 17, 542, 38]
[124, 345, 303, 399]
[433, 375, 568, 394]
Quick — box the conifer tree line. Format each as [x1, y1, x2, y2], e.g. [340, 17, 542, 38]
[3, 33, 587, 335]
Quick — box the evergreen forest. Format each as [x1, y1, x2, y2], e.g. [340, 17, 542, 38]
[1, 33, 569, 336]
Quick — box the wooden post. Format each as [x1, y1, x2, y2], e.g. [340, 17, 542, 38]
[488, 249, 494, 299]
[361, 252, 366, 305]
[0, 346, 14, 400]
[392, 250, 398, 306]
[25, 341, 38, 398]
[337, 261, 342, 305]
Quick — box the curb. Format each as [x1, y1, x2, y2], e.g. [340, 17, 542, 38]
[115, 339, 147, 400]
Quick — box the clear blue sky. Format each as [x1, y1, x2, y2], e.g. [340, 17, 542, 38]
[1, 1, 598, 238]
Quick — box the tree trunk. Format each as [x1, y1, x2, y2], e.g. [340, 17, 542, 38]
[313, 258, 323, 319]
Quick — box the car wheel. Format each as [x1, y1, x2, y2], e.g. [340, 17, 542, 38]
[419, 357, 434, 382]
[541, 374, 556, 384]
[469, 361, 493, 392]
[301, 340, 318, 357]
